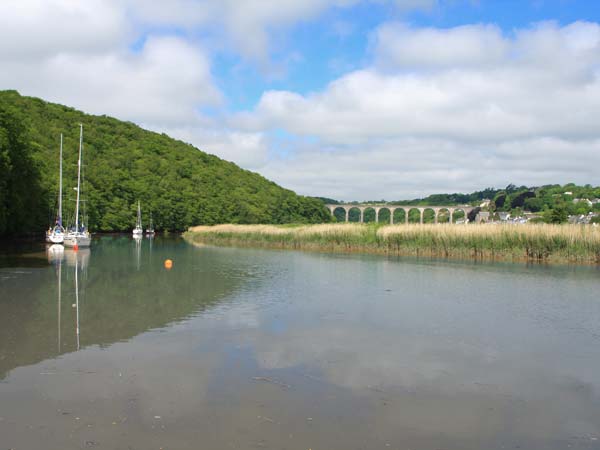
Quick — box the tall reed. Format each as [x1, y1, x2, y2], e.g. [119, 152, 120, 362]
[185, 223, 600, 264]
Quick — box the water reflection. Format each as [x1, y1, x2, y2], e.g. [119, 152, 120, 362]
[1, 241, 600, 449]
[133, 234, 142, 270]
[0, 237, 243, 380]
[46, 245, 90, 352]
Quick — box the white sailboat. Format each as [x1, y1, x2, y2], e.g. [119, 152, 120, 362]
[64, 124, 91, 248]
[46, 134, 65, 244]
[145, 213, 155, 236]
[133, 201, 143, 237]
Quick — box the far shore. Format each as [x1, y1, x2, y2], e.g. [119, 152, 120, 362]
[184, 223, 600, 265]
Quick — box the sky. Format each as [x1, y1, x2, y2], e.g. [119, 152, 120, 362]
[1, 0, 600, 201]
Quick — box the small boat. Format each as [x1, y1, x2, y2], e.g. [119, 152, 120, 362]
[145, 213, 155, 236]
[133, 201, 143, 237]
[46, 134, 65, 244]
[64, 124, 91, 248]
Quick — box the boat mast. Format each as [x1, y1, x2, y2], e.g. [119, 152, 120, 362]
[58, 134, 63, 227]
[137, 201, 141, 228]
[74, 124, 83, 232]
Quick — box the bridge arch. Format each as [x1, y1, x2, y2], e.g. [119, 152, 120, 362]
[406, 207, 422, 224]
[331, 206, 347, 222]
[391, 207, 407, 224]
[422, 207, 438, 224]
[363, 206, 377, 223]
[436, 207, 452, 224]
[377, 207, 392, 224]
[451, 207, 468, 224]
[347, 206, 362, 223]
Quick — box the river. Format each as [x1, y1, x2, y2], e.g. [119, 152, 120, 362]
[1, 236, 600, 449]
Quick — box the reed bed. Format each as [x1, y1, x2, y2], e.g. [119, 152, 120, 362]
[184, 223, 600, 264]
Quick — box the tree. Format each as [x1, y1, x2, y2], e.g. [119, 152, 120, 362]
[510, 191, 535, 208]
[524, 197, 543, 212]
[493, 192, 507, 209]
[545, 205, 568, 224]
[0, 102, 45, 234]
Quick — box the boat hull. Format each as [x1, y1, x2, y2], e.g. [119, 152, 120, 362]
[47, 233, 64, 244]
[64, 233, 91, 248]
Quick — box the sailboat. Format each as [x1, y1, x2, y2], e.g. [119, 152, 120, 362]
[64, 124, 91, 248]
[133, 201, 143, 237]
[46, 134, 65, 244]
[145, 213, 155, 236]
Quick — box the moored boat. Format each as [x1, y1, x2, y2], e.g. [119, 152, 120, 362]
[47, 134, 65, 244]
[64, 124, 91, 248]
[145, 213, 155, 236]
[133, 200, 143, 236]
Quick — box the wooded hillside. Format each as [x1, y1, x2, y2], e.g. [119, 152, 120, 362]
[0, 91, 330, 235]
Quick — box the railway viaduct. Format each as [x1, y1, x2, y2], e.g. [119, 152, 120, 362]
[325, 204, 475, 224]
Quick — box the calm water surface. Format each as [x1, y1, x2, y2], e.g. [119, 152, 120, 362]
[1, 236, 600, 449]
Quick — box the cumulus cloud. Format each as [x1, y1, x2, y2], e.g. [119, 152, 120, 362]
[0, 0, 129, 60]
[259, 137, 600, 200]
[373, 23, 508, 68]
[0, 36, 220, 126]
[120, 0, 438, 62]
[232, 20, 600, 199]
[159, 124, 270, 169]
[242, 21, 600, 143]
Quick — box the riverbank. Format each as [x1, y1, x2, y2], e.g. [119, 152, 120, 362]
[184, 223, 600, 264]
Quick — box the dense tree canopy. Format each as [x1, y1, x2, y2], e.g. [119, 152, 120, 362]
[0, 91, 330, 235]
[0, 101, 46, 235]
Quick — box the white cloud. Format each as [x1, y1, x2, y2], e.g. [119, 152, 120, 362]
[373, 23, 508, 69]
[259, 138, 600, 200]
[0, 0, 129, 60]
[120, 0, 438, 62]
[159, 125, 270, 169]
[242, 21, 600, 143]
[0, 36, 220, 126]
[232, 21, 600, 199]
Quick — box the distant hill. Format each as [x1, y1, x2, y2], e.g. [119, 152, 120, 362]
[391, 184, 600, 214]
[338, 184, 600, 209]
[0, 90, 329, 235]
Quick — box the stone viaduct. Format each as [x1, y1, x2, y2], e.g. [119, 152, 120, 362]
[325, 204, 475, 224]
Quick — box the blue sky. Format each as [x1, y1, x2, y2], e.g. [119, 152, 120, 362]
[1, 0, 600, 200]
[213, 0, 600, 111]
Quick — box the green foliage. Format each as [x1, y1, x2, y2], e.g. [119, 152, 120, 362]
[524, 197, 544, 212]
[0, 99, 46, 234]
[510, 191, 535, 208]
[493, 191, 507, 209]
[381, 184, 599, 219]
[0, 91, 330, 234]
[545, 205, 568, 224]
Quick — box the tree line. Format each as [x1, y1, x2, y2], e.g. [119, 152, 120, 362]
[0, 91, 330, 236]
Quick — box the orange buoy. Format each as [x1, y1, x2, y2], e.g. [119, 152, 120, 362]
[73, 243, 79, 251]
[164, 259, 173, 269]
